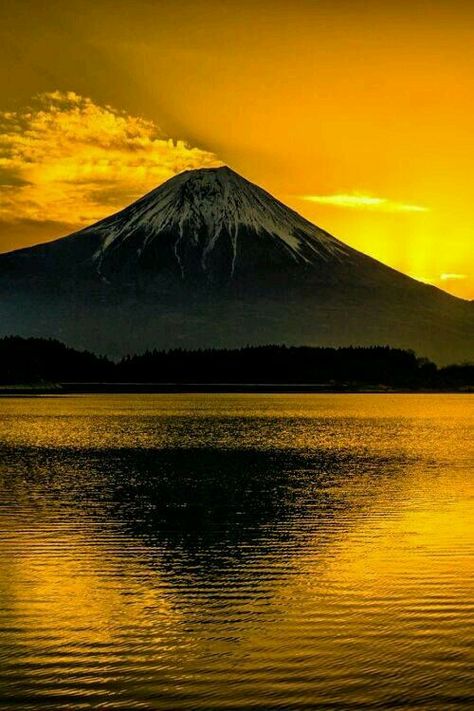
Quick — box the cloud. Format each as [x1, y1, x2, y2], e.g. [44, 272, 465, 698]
[439, 273, 467, 281]
[299, 193, 428, 213]
[0, 91, 221, 230]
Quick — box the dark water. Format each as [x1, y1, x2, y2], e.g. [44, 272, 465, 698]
[0, 394, 473, 710]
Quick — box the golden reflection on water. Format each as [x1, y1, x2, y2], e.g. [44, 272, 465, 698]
[0, 394, 473, 710]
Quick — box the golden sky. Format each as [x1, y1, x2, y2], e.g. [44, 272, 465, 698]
[0, 0, 472, 298]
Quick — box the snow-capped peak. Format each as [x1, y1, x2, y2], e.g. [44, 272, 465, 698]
[88, 166, 348, 278]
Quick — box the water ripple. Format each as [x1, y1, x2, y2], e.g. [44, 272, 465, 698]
[0, 394, 473, 709]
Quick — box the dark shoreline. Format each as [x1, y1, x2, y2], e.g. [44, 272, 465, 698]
[1, 382, 473, 395]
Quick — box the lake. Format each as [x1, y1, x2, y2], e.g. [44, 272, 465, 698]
[0, 394, 473, 709]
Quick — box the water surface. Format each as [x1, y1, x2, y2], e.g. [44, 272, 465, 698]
[0, 394, 473, 709]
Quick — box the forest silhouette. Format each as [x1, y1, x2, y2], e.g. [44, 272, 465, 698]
[0, 336, 472, 390]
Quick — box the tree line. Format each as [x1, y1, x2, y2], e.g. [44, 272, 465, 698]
[0, 336, 473, 389]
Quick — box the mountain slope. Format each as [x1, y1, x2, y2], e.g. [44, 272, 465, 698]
[0, 166, 472, 363]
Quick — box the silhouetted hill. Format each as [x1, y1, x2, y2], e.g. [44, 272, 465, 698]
[1, 337, 473, 390]
[0, 336, 110, 384]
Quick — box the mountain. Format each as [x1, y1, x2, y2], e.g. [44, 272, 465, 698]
[0, 166, 472, 363]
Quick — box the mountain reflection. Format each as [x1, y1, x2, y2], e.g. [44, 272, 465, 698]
[1, 443, 409, 580]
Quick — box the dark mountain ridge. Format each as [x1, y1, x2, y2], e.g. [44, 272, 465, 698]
[0, 166, 472, 363]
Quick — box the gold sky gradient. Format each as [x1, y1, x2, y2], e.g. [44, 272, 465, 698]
[0, 0, 473, 298]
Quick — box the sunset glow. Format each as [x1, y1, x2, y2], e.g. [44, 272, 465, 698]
[0, 5, 473, 710]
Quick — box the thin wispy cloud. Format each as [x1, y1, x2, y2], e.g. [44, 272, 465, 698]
[440, 273, 467, 281]
[300, 193, 429, 213]
[0, 91, 220, 229]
